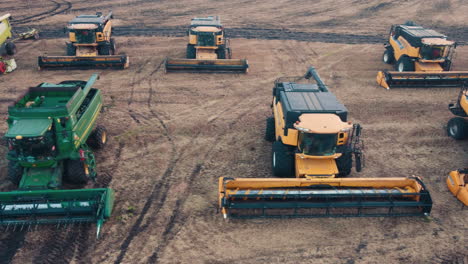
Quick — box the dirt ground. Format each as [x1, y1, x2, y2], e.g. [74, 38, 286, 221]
[0, 0, 467, 263]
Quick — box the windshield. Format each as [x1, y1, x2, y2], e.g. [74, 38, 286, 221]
[421, 45, 446, 60]
[8, 135, 55, 160]
[197, 32, 215, 46]
[299, 132, 337, 156]
[75, 29, 96, 44]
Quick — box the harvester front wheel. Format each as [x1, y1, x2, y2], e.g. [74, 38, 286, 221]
[265, 117, 275, 142]
[272, 141, 294, 177]
[5, 42, 16, 56]
[64, 159, 90, 185]
[382, 49, 394, 64]
[8, 161, 23, 185]
[88, 125, 108, 149]
[99, 43, 111, 56]
[186, 44, 196, 59]
[66, 43, 76, 56]
[110, 38, 117, 55]
[396, 57, 414, 72]
[447, 117, 468, 140]
[336, 152, 352, 177]
[217, 45, 226, 59]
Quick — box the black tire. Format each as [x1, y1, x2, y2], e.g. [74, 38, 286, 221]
[66, 43, 76, 56]
[5, 42, 16, 56]
[98, 43, 111, 55]
[186, 44, 196, 59]
[8, 161, 22, 185]
[110, 38, 116, 55]
[87, 125, 108, 149]
[64, 159, 90, 185]
[395, 56, 414, 72]
[441, 60, 452, 71]
[355, 153, 363, 172]
[336, 152, 352, 177]
[216, 45, 226, 59]
[272, 141, 294, 177]
[447, 117, 468, 140]
[382, 49, 394, 64]
[265, 117, 275, 142]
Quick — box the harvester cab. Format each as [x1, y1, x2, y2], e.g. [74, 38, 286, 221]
[219, 67, 433, 219]
[377, 22, 468, 89]
[38, 11, 129, 70]
[1, 74, 114, 238]
[0, 13, 17, 74]
[165, 16, 248, 73]
[266, 67, 364, 178]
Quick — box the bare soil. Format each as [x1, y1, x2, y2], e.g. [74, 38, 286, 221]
[0, 1, 467, 263]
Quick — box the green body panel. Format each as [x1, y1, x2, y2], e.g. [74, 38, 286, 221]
[19, 166, 61, 190]
[5, 119, 52, 138]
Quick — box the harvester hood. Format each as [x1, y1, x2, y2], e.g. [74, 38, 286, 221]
[5, 118, 52, 138]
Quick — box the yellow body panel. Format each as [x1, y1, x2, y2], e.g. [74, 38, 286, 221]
[295, 153, 339, 178]
[391, 36, 420, 61]
[273, 100, 298, 146]
[460, 90, 468, 114]
[295, 114, 352, 134]
[188, 26, 224, 47]
[69, 32, 76, 42]
[447, 170, 468, 206]
[414, 62, 443, 72]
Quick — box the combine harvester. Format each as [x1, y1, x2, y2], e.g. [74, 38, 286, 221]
[0, 14, 18, 74]
[38, 11, 129, 70]
[165, 16, 248, 73]
[219, 67, 433, 218]
[446, 86, 468, 206]
[376, 22, 468, 89]
[1, 74, 114, 237]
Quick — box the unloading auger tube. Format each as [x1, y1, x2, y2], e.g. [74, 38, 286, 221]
[219, 177, 432, 219]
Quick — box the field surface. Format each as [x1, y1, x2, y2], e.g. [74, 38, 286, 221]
[0, 0, 467, 263]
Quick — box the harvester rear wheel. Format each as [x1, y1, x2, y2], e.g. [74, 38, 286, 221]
[5, 42, 16, 56]
[8, 161, 23, 185]
[396, 57, 414, 72]
[66, 43, 76, 56]
[336, 152, 352, 177]
[383, 49, 394, 64]
[186, 44, 196, 59]
[265, 117, 275, 142]
[88, 126, 108, 149]
[64, 159, 90, 185]
[447, 117, 468, 140]
[272, 141, 294, 177]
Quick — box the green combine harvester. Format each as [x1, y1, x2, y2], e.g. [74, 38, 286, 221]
[1, 74, 114, 237]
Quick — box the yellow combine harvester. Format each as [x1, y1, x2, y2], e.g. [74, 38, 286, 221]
[446, 86, 468, 206]
[165, 16, 248, 73]
[376, 22, 468, 89]
[38, 11, 129, 69]
[219, 67, 433, 218]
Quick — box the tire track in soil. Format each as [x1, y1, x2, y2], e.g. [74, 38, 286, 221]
[146, 100, 257, 263]
[0, 231, 27, 263]
[12, 0, 72, 26]
[114, 60, 180, 264]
